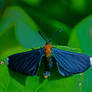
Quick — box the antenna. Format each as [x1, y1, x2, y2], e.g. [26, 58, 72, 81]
[39, 31, 48, 43]
[39, 28, 64, 43]
[48, 28, 64, 42]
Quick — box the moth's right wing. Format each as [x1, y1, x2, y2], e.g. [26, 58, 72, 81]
[8, 48, 44, 76]
[52, 48, 91, 76]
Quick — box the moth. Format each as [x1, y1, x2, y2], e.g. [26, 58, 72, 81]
[4, 29, 92, 78]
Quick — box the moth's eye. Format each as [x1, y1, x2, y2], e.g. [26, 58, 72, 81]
[90, 57, 92, 66]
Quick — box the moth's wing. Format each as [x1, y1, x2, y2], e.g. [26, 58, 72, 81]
[52, 48, 91, 76]
[8, 48, 44, 76]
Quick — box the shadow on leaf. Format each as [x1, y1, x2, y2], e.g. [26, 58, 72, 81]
[8, 68, 27, 86]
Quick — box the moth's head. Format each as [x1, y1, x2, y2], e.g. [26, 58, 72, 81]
[46, 41, 51, 45]
[45, 42, 52, 49]
[39, 28, 64, 44]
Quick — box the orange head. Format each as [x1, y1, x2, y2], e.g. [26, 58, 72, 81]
[45, 43, 52, 57]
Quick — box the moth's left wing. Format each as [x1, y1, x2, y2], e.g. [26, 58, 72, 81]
[8, 48, 44, 76]
[52, 48, 91, 76]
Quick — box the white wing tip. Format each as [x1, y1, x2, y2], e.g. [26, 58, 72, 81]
[90, 57, 92, 66]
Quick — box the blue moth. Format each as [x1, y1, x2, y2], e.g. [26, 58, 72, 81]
[3, 28, 92, 79]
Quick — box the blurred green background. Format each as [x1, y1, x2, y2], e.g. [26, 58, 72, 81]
[0, 0, 92, 92]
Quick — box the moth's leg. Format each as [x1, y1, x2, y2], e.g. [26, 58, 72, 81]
[49, 57, 53, 69]
[0, 58, 9, 65]
[43, 71, 50, 79]
[5, 58, 9, 65]
[0, 61, 5, 65]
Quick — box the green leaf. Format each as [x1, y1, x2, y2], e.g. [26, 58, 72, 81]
[0, 24, 23, 57]
[0, 0, 6, 11]
[68, 15, 92, 92]
[21, 0, 41, 6]
[68, 15, 92, 56]
[24, 9, 71, 45]
[70, 0, 86, 13]
[0, 6, 45, 49]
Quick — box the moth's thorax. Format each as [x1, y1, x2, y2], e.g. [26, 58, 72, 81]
[45, 43, 52, 57]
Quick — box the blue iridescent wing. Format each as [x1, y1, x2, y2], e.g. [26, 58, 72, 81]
[52, 48, 91, 76]
[8, 48, 44, 76]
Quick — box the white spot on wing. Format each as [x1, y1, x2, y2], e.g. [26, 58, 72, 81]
[90, 57, 92, 66]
